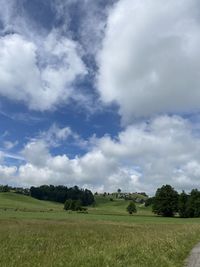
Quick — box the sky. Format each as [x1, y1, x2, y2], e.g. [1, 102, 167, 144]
[1, 0, 200, 194]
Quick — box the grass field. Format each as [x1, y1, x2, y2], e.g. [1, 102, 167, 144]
[0, 193, 200, 267]
[0, 192, 62, 211]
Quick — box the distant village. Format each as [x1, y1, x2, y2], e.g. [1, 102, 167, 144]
[95, 190, 148, 204]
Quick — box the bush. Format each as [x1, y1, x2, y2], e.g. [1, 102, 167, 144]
[64, 199, 84, 211]
[126, 201, 137, 214]
[64, 199, 73, 211]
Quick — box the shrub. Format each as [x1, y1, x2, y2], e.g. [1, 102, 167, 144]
[126, 201, 137, 214]
[64, 199, 84, 211]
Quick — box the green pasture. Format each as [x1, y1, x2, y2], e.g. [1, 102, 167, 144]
[0, 192, 62, 211]
[0, 192, 200, 267]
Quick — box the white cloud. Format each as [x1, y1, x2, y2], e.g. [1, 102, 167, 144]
[37, 123, 88, 149]
[40, 124, 73, 147]
[3, 141, 18, 150]
[0, 151, 4, 163]
[1, 115, 199, 194]
[95, 115, 200, 192]
[18, 140, 117, 189]
[97, 0, 200, 123]
[0, 32, 86, 111]
[0, 1, 107, 113]
[0, 164, 17, 185]
[22, 140, 50, 167]
[1, 1, 200, 194]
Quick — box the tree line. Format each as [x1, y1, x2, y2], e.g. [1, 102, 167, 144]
[0, 185, 29, 195]
[146, 184, 200, 218]
[30, 185, 94, 206]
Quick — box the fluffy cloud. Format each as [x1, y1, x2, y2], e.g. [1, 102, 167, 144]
[0, 165, 17, 185]
[17, 139, 118, 189]
[0, 32, 86, 110]
[98, 0, 200, 123]
[37, 124, 88, 149]
[95, 115, 200, 192]
[39, 124, 73, 147]
[22, 140, 50, 167]
[1, 115, 200, 194]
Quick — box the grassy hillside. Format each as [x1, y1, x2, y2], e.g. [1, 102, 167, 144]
[89, 195, 152, 216]
[0, 192, 150, 215]
[0, 192, 63, 211]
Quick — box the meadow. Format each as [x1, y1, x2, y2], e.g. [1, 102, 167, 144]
[0, 193, 200, 267]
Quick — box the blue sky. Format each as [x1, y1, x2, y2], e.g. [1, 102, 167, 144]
[1, 0, 200, 193]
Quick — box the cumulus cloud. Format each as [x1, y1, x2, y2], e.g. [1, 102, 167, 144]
[0, 32, 86, 111]
[0, 0, 108, 113]
[98, 0, 200, 123]
[95, 115, 200, 192]
[17, 139, 118, 188]
[39, 124, 73, 147]
[2, 1, 200, 194]
[37, 123, 88, 149]
[1, 115, 200, 194]
[0, 165, 17, 185]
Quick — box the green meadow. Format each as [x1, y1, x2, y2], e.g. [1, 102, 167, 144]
[0, 193, 200, 267]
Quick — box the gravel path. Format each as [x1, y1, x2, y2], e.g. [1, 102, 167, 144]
[185, 243, 200, 267]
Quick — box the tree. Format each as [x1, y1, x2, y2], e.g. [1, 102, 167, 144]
[0, 185, 9, 192]
[145, 197, 155, 207]
[117, 188, 121, 193]
[126, 201, 137, 214]
[178, 191, 189, 218]
[30, 185, 94, 206]
[187, 189, 200, 218]
[152, 185, 178, 217]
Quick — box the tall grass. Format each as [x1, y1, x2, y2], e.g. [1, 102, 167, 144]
[0, 219, 200, 267]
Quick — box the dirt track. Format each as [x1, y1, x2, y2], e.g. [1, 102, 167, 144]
[185, 243, 200, 267]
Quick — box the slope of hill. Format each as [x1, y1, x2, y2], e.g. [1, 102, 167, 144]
[0, 192, 152, 215]
[0, 192, 63, 211]
[89, 195, 152, 216]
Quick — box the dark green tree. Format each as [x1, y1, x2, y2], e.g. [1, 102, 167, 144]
[152, 185, 179, 217]
[178, 191, 189, 218]
[0, 185, 9, 192]
[145, 197, 155, 207]
[187, 189, 200, 217]
[126, 201, 137, 214]
[30, 185, 94, 206]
